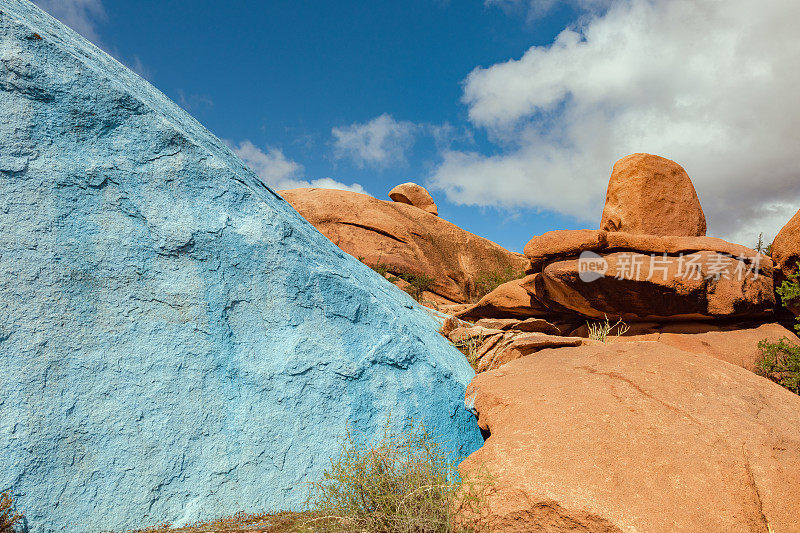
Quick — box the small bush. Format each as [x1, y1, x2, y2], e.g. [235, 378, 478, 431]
[308, 424, 486, 532]
[451, 335, 485, 371]
[587, 315, 630, 342]
[0, 491, 22, 533]
[757, 338, 800, 394]
[400, 272, 436, 302]
[754, 232, 772, 255]
[776, 261, 800, 333]
[472, 267, 523, 302]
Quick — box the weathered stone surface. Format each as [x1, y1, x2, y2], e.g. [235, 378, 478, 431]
[615, 323, 798, 371]
[448, 326, 505, 343]
[524, 229, 606, 272]
[772, 207, 800, 286]
[474, 318, 521, 330]
[475, 333, 586, 372]
[388, 182, 438, 215]
[280, 188, 528, 304]
[461, 342, 800, 532]
[473, 317, 561, 335]
[509, 318, 562, 335]
[0, 3, 482, 531]
[525, 230, 756, 273]
[455, 278, 551, 321]
[600, 153, 707, 236]
[541, 250, 774, 321]
[521, 230, 775, 321]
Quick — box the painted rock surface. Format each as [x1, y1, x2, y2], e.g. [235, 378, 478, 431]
[0, 2, 482, 531]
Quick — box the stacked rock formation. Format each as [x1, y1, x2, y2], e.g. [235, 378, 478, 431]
[280, 186, 528, 305]
[450, 154, 800, 532]
[446, 154, 782, 373]
[0, 3, 482, 531]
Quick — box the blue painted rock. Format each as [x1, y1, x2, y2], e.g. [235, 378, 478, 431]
[0, 1, 482, 531]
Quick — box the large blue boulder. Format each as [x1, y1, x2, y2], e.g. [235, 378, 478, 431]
[0, 2, 482, 530]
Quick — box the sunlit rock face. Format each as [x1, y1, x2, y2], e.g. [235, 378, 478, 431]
[0, 2, 482, 530]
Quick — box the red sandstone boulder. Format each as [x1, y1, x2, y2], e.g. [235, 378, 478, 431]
[460, 342, 800, 532]
[600, 153, 707, 236]
[541, 250, 774, 321]
[455, 278, 551, 321]
[388, 182, 438, 216]
[772, 208, 800, 283]
[615, 323, 797, 372]
[523, 230, 774, 321]
[279, 188, 528, 304]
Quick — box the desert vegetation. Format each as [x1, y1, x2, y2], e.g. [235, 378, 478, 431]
[125, 425, 489, 533]
[472, 267, 524, 302]
[0, 491, 22, 533]
[754, 232, 773, 255]
[308, 424, 487, 532]
[360, 258, 436, 303]
[756, 338, 800, 395]
[450, 335, 484, 371]
[776, 261, 800, 333]
[587, 315, 630, 342]
[754, 261, 800, 394]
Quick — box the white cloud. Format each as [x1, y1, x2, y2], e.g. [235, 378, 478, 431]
[32, 0, 106, 42]
[230, 140, 366, 194]
[430, 0, 800, 247]
[486, 0, 613, 20]
[332, 114, 417, 168]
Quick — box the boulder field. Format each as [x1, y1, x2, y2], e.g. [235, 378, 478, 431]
[444, 154, 800, 531]
[0, 2, 482, 531]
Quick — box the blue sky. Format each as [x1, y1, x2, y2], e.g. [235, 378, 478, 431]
[33, 0, 800, 252]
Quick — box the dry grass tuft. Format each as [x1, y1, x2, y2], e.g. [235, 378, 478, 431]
[0, 491, 22, 533]
[308, 424, 488, 532]
[587, 315, 630, 342]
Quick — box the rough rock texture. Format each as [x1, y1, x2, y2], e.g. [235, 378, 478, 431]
[542, 251, 774, 321]
[615, 323, 798, 371]
[600, 153, 707, 236]
[388, 182, 438, 215]
[455, 278, 550, 321]
[523, 230, 774, 321]
[461, 342, 800, 532]
[525, 230, 755, 272]
[446, 324, 589, 373]
[772, 207, 800, 281]
[280, 188, 528, 304]
[0, 3, 482, 531]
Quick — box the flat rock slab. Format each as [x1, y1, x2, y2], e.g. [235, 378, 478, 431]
[460, 342, 800, 532]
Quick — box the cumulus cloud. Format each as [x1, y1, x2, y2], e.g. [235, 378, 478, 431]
[332, 114, 417, 168]
[32, 0, 106, 42]
[231, 140, 366, 194]
[431, 0, 800, 246]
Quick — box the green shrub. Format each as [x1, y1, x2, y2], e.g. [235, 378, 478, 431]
[0, 491, 21, 533]
[756, 338, 800, 394]
[472, 267, 523, 302]
[400, 272, 436, 302]
[308, 424, 487, 532]
[775, 261, 800, 333]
